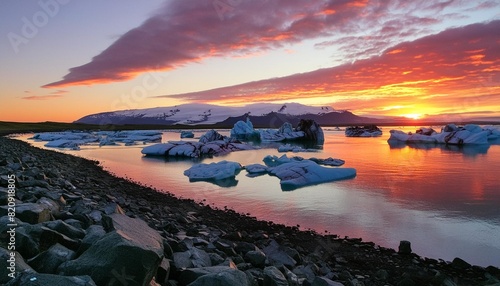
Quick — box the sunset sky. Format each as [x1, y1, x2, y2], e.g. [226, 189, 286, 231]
[1, 0, 499, 122]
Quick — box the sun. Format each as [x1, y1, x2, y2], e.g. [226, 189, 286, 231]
[404, 113, 422, 120]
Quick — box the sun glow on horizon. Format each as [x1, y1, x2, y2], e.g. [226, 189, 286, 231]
[404, 113, 423, 120]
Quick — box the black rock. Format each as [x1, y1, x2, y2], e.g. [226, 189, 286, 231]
[398, 240, 412, 254]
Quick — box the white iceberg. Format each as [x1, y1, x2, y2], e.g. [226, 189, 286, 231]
[309, 157, 345, 166]
[258, 154, 354, 189]
[388, 124, 491, 145]
[278, 144, 318, 153]
[268, 160, 356, 190]
[245, 164, 269, 174]
[184, 161, 242, 181]
[180, 130, 195, 138]
[142, 140, 254, 158]
[230, 118, 260, 140]
[345, 125, 382, 137]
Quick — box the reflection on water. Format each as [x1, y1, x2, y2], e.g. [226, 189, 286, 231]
[388, 140, 490, 156]
[17, 127, 500, 267]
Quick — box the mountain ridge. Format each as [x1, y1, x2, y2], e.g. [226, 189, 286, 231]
[74, 102, 384, 127]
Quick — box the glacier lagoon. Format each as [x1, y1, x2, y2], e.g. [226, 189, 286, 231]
[20, 127, 500, 267]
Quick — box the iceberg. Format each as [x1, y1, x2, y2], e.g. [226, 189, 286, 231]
[142, 140, 254, 158]
[268, 160, 356, 190]
[388, 124, 492, 145]
[345, 125, 382, 137]
[277, 144, 318, 153]
[180, 130, 195, 138]
[184, 161, 242, 181]
[258, 154, 354, 189]
[230, 118, 260, 140]
[31, 130, 162, 149]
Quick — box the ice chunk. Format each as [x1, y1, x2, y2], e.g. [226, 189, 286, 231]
[184, 161, 242, 181]
[268, 160, 356, 190]
[278, 144, 318, 153]
[345, 125, 382, 137]
[180, 131, 195, 138]
[230, 118, 260, 140]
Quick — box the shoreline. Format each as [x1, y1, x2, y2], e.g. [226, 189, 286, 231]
[1, 136, 499, 285]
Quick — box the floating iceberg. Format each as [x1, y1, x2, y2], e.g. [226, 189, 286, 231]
[268, 160, 356, 190]
[180, 130, 195, 138]
[31, 130, 162, 149]
[184, 160, 242, 186]
[388, 124, 492, 145]
[278, 144, 318, 153]
[258, 120, 325, 144]
[309, 157, 345, 166]
[258, 154, 354, 189]
[230, 118, 261, 140]
[345, 125, 382, 137]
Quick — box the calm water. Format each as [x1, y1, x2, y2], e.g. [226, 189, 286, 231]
[19, 127, 500, 267]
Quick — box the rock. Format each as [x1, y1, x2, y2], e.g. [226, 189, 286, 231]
[279, 265, 301, 286]
[263, 266, 288, 286]
[0, 248, 34, 284]
[156, 258, 171, 285]
[43, 220, 86, 239]
[59, 214, 164, 286]
[28, 243, 75, 273]
[296, 119, 325, 144]
[398, 240, 412, 254]
[78, 225, 106, 254]
[39, 226, 81, 251]
[0, 203, 51, 224]
[311, 276, 344, 286]
[36, 197, 61, 216]
[5, 271, 96, 286]
[263, 240, 296, 267]
[375, 269, 389, 281]
[209, 252, 225, 265]
[245, 249, 267, 268]
[15, 225, 42, 259]
[178, 266, 237, 285]
[187, 267, 253, 286]
[173, 248, 212, 269]
[451, 257, 471, 269]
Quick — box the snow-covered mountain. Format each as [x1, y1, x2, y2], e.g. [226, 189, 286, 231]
[75, 103, 339, 125]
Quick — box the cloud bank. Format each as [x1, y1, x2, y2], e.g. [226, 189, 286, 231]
[160, 20, 500, 117]
[43, 0, 495, 88]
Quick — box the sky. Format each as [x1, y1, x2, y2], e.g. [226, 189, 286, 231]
[0, 0, 499, 122]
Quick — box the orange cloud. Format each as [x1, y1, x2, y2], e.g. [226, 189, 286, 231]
[158, 20, 500, 118]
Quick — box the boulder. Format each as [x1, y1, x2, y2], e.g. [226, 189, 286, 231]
[0, 203, 51, 224]
[173, 248, 212, 269]
[28, 243, 75, 273]
[187, 267, 253, 286]
[312, 276, 344, 286]
[0, 248, 33, 284]
[398, 240, 412, 254]
[5, 272, 96, 286]
[43, 220, 86, 239]
[262, 240, 296, 268]
[263, 266, 288, 286]
[78, 225, 106, 254]
[58, 214, 164, 286]
[245, 249, 266, 268]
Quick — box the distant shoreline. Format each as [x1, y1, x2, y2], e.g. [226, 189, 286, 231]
[1, 120, 499, 137]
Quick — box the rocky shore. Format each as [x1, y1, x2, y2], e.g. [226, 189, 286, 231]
[0, 136, 499, 286]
